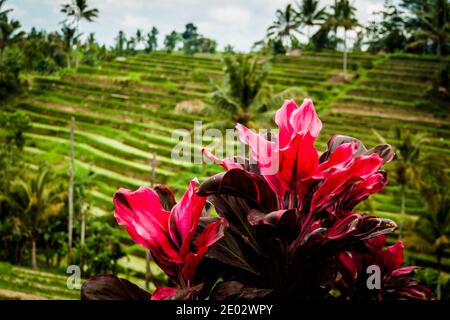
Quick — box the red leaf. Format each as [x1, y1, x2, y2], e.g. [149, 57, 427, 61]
[151, 287, 178, 300]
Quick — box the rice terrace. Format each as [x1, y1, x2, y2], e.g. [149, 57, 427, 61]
[0, 0, 449, 305]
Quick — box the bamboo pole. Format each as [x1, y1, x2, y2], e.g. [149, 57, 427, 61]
[68, 116, 75, 265]
[80, 202, 85, 245]
[343, 29, 348, 76]
[145, 152, 157, 290]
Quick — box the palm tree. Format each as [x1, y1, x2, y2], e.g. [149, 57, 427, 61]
[145, 27, 159, 53]
[373, 127, 427, 240]
[366, 1, 407, 53]
[267, 4, 302, 52]
[0, 0, 10, 16]
[296, 0, 326, 43]
[209, 54, 308, 129]
[61, 24, 76, 68]
[405, 155, 449, 299]
[210, 55, 272, 128]
[335, 0, 359, 75]
[326, 0, 342, 45]
[115, 30, 126, 55]
[210, 55, 308, 128]
[61, 0, 98, 68]
[391, 128, 427, 239]
[406, 0, 450, 58]
[135, 29, 144, 50]
[0, 0, 24, 56]
[0, 168, 65, 269]
[126, 37, 136, 54]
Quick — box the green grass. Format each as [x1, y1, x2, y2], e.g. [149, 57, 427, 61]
[0, 262, 80, 300]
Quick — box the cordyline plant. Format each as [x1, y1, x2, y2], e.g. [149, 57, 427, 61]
[82, 99, 433, 300]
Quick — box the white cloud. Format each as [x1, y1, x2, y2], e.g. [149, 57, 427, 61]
[5, 3, 21, 16]
[12, 0, 401, 51]
[119, 14, 152, 31]
[208, 5, 251, 26]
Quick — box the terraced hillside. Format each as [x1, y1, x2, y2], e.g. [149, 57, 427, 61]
[12, 51, 450, 275]
[0, 261, 149, 300]
[328, 55, 449, 218]
[0, 262, 79, 300]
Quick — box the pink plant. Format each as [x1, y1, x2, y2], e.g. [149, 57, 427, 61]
[82, 98, 432, 301]
[113, 179, 223, 297]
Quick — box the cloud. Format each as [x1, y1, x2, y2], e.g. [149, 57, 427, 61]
[119, 14, 152, 31]
[208, 5, 251, 26]
[12, 0, 399, 51]
[4, 3, 21, 17]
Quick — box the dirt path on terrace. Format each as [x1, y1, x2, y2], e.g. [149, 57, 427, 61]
[28, 99, 142, 124]
[0, 288, 47, 300]
[62, 75, 171, 96]
[330, 107, 448, 125]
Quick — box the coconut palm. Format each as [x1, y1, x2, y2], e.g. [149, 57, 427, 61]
[335, 0, 359, 75]
[0, 168, 65, 269]
[0, 0, 11, 17]
[267, 4, 302, 51]
[406, 0, 450, 58]
[126, 37, 136, 54]
[366, 1, 407, 53]
[135, 29, 144, 50]
[61, 24, 76, 68]
[326, 0, 342, 44]
[0, 0, 24, 55]
[209, 55, 307, 129]
[145, 27, 159, 53]
[296, 0, 326, 43]
[391, 128, 428, 239]
[115, 30, 126, 55]
[61, 0, 99, 68]
[74, 170, 94, 245]
[405, 155, 449, 299]
[209, 55, 272, 128]
[373, 127, 427, 240]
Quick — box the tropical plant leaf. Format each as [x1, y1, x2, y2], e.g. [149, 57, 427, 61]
[206, 228, 261, 276]
[198, 169, 278, 213]
[154, 184, 176, 211]
[81, 275, 151, 300]
[210, 281, 272, 300]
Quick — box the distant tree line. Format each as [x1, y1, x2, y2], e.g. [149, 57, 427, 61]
[259, 0, 449, 57]
[114, 22, 217, 56]
[258, 0, 449, 106]
[0, 0, 222, 102]
[2, 0, 448, 100]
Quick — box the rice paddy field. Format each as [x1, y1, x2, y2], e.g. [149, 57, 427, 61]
[3, 51, 450, 298]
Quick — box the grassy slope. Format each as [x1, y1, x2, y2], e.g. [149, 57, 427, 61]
[0, 262, 79, 300]
[0, 261, 154, 299]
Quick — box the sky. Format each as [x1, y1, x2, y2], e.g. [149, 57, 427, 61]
[9, 0, 398, 51]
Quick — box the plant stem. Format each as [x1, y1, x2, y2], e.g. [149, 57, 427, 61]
[398, 184, 406, 240]
[31, 237, 37, 269]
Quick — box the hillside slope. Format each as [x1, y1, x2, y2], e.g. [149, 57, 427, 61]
[11, 51, 450, 274]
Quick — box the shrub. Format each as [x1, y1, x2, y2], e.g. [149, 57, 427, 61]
[73, 220, 125, 278]
[0, 47, 23, 100]
[82, 98, 433, 301]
